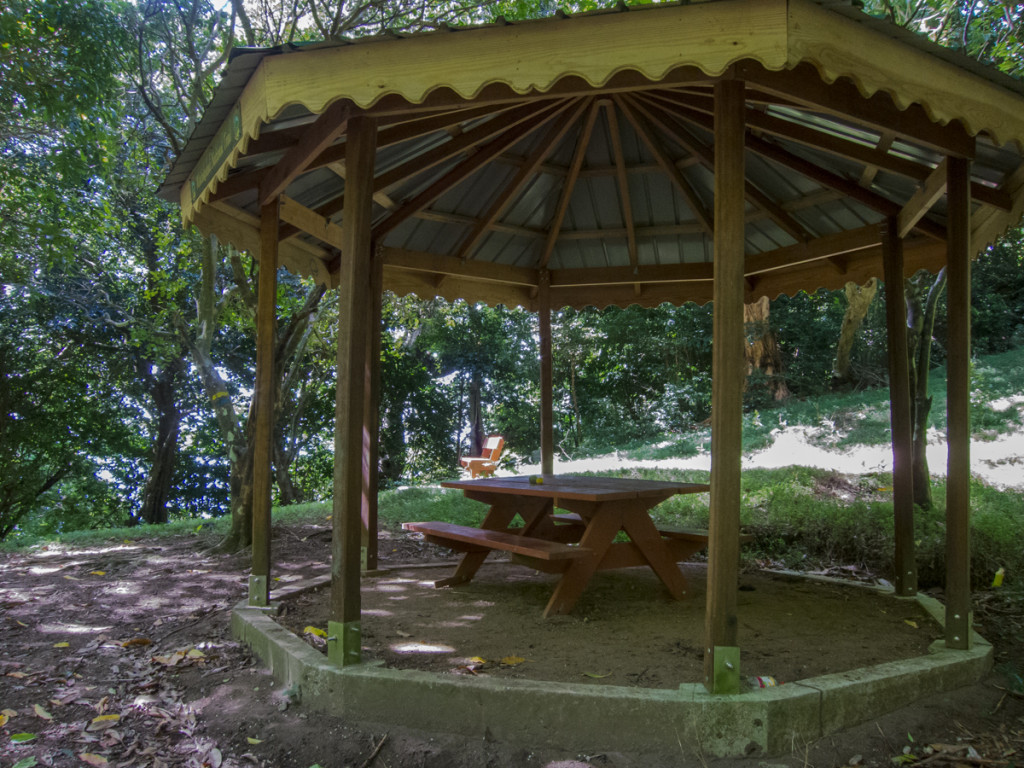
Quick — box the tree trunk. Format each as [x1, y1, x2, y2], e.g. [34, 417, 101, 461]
[833, 278, 879, 385]
[743, 295, 789, 401]
[468, 372, 484, 455]
[138, 356, 186, 525]
[904, 268, 947, 511]
[273, 441, 303, 506]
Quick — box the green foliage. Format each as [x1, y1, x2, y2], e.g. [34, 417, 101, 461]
[0, 0, 129, 145]
[377, 486, 490, 529]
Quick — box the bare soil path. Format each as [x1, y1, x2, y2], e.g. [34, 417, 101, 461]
[2, 522, 1023, 768]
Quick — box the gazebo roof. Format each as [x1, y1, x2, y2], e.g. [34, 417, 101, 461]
[161, 0, 1024, 310]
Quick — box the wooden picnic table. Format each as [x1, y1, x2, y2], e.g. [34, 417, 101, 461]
[403, 475, 713, 617]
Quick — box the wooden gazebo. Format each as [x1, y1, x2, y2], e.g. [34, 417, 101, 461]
[161, 0, 1024, 693]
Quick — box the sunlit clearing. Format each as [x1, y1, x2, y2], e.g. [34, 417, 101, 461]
[362, 608, 394, 617]
[375, 583, 408, 593]
[38, 622, 113, 634]
[471, 600, 495, 608]
[391, 641, 455, 654]
[438, 621, 470, 628]
[35, 545, 143, 559]
[458, 615, 484, 621]
[29, 566, 67, 575]
[110, 583, 141, 596]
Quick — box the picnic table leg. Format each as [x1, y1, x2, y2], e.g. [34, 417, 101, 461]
[543, 506, 623, 617]
[619, 502, 687, 599]
[434, 496, 550, 588]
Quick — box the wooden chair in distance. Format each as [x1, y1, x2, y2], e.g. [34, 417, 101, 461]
[459, 435, 504, 478]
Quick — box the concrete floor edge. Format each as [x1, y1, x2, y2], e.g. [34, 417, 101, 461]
[230, 590, 993, 758]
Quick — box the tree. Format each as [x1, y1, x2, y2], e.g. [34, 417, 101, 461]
[832, 279, 879, 386]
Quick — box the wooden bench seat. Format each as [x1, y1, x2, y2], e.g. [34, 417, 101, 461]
[552, 513, 753, 544]
[402, 521, 591, 561]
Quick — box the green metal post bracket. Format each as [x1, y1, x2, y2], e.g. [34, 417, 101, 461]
[328, 620, 362, 666]
[248, 575, 269, 607]
[712, 646, 741, 694]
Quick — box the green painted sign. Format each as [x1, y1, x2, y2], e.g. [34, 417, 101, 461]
[189, 104, 243, 204]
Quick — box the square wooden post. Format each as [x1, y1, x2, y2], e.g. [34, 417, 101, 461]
[704, 77, 745, 694]
[329, 113, 377, 666]
[539, 269, 555, 475]
[361, 249, 383, 572]
[882, 218, 917, 596]
[945, 155, 972, 649]
[249, 199, 279, 606]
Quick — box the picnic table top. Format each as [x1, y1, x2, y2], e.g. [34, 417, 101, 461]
[441, 474, 710, 502]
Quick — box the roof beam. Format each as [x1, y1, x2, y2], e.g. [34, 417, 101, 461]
[661, 101, 948, 241]
[605, 100, 638, 273]
[541, 100, 602, 268]
[258, 100, 350, 206]
[279, 194, 345, 249]
[382, 247, 536, 287]
[628, 94, 810, 242]
[617, 95, 714, 235]
[372, 100, 576, 240]
[898, 159, 948, 239]
[455, 98, 592, 261]
[735, 61, 975, 159]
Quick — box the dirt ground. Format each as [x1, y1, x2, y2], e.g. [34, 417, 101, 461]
[2, 521, 1023, 768]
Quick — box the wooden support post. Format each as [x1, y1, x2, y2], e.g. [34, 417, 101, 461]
[704, 78, 745, 694]
[882, 218, 917, 596]
[361, 249, 383, 572]
[329, 113, 376, 666]
[945, 155, 972, 650]
[539, 269, 555, 475]
[249, 200, 279, 606]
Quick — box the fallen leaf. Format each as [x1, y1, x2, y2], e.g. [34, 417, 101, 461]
[79, 754, 109, 766]
[10, 732, 37, 743]
[53, 642, 70, 648]
[33, 704, 52, 720]
[582, 671, 612, 678]
[500, 656, 526, 666]
[12, 756, 38, 768]
[186, 649, 205, 659]
[904, 620, 919, 629]
[151, 651, 186, 666]
[87, 714, 120, 731]
[206, 747, 223, 767]
[63, 575, 80, 581]
[7, 671, 29, 678]
[303, 626, 327, 638]
[468, 656, 487, 664]
[121, 637, 152, 648]
[2, 708, 18, 717]
[246, 737, 263, 745]
[88, 571, 106, 576]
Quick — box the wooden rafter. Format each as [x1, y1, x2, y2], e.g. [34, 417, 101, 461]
[735, 61, 976, 159]
[540, 100, 602, 268]
[327, 161, 398, 211]
[627, 94, 810, 242]
[860, 132, 892, 187]
[373, 100, 577, 240]
[740, 106, 1009, 210]
[373, 100, 564, 196]
[616, 95, 714, 235]
[455, 98, 592, 262]
[898, 159, 948, 238]
[259, 100, 350, 205]
[280, 194, 344, 249]
[605, 100, 638, 272]
[661, 100, 948, 241]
